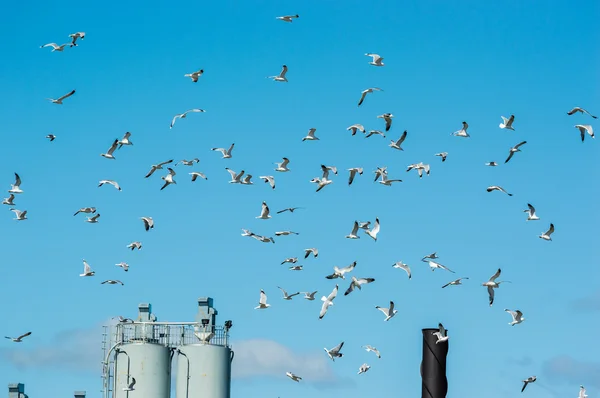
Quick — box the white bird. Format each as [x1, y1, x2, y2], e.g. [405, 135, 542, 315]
[373, 166, 388, 182]
[579, 385, 588, 398]
[8, 173, 23, 194]
[85, 213, 101, 223]
[275, 157, 290, 172]
[255, 290, 270, 309]
[116, 262, 129, 272]
[278, 287, 300, 300]
[170, 109, 205, 129]
[176, 158, 199, 166]
[365, 129, 386, 138]
[211, 143, 235, 159]
[505, 141, 527, 163]
[267, 65, 288, 82]
[276, 14, 299, 22]
[241, 229, 254, 237]
[392, 261, 411, 279]
[123, 377, 136, 391]
[357, 363, 371, 374]
[141, 216, 154, 231]
[275, 231, 299, 236]
[281, 257, 298, 265]
[347, 168, 363, 185]
[422, 252, 439, 261]
[375, 301, 397, 321]
[47, 89, 76, 104]
[435, 152, 448, 162]
[241, 174, 254, 185]
[365, 53, 384, 66]
[357, 87, 383, 106]
[389, 130, 407, 150]
[160, 168, 177, 190]
[80, 260, 95, 277]
[259, 176, 275, 190]
[482, 268, 510, 306]
[225, 168, 245, 184]
[358, 221, 371, 230]
[285, 372, 302, 382]
[344, 276, 375, 296]
[302, 128, 319, 141]
[145, 159, 174, 178]
[432, 322, 449, 344]
[310, 177, 332, 192]
[524, 203, 540, 221]
[304, 248, 319, 258]
[190, 172, 208, 182]
[365, 217, 380, 241]
[427, 260, 455, 273]
[102, 280, 124, 286]
[451, 121, 470, 137]
[575, 124, 595, 142]
[363, 345, 381, 358]
[347, 124, 365, 135]
[485, 161, 498, 167]
[567, 107, 597, 118]
[46, 134, 56, 141]
[100, 139, 119, 160]
[2, 194, 15, 206]
[539, 223, 555, 241]
[521, 376, 537, 393]
[68, 32, 85, 46]
[256, 201, 271, 219]
[442, 277, 469, 288]
[326, 261, 357, 280]
[379, 173, 403, 186]
[505, 309, 525, 326]
[117, 132, 133, 149]
[10, 209, 27, 220]
[499, 115, 516, 130]
[184, 69, 204, 82]
[377, 113, 394, 131]
[319, 284, 338, 319]
[127, 242, 142, 251]
[98, 180, 121, 191]
[289, 265, 303, 270]
[302, 291, 317, 300]
[251, 234, 275, 244]
[324, 341, 344, 361]
[406, 162, 431, 178]
[4, 332, 32, 343]
[40, 42, 68, 52]
[321, 164, 338, 178]
[345, 221, 361, 239]
[486, 185, 513, 196]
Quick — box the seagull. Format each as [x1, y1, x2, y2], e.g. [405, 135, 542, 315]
[435, 152, 448, 162]
[256, 201, 271, 219]
[255, 290, 270, 309]
[100, 139, 119, 160]
[567, 107, 597, 118]
[321, 164, 338, 178]
[68, 32, 85, 46]
[46, 134, 56, 141]
[2, 194, 15, 205]
[289, 265, 303, 270]
[373, 166, 388, 182]
[275, 231, 299, 236]
[363, 345, 381, 358]
[98, 180, 121, 191]
[80, 260, 95, 277]
[141, 217, 154, 231]
[40, 42, 68, 52]
[184, 69, 204, 82]
[389, 130, 407, 150]
[251, 234, 275, 243]
[365, 217, 380, 241]
[267, 65, 288, 82]
[47, 89, 75, 104]
[102, 280, 124, 285]
[176, 158, 199, 166]
[4, 332, 32, 343]
[347, 168, 363, 185]
[324, 341, 344, 361]
[160, 168, 177, 190]
[85, 213, 101, 223]
[241, 174, 254, 185]
[115, 262, 129, 272]
[365, 129, 386, 138]
[310, 177, 332, 192]
[302, 128, 319, 141]
[8, 173, 23, 194]
[259, 176, 275, 189]
[422, 252, 439, 261]
[326, 261, 357, 280]
[427, 260, 455, 273]
[539, 223, 555, 241]
[451, 121, 470, 137]
[285, 372, 302, 382]
[123, 378, 136, 391]
[347, 124, 366, 135]
[74, 207, 96, 216]
[117, 132, 133, 149]
[482, 268, 511, 306]
[358, 87, 383, 106]
[378, 173, 403, 186]
[521, 376, 537, 393]
[143, 160, 174, 179]
[127, 242, 142, 251]
[432, 323, 449, 344]
[190, 172, 208, 182]
[406, 162, 431, 178]
[212, 143, 235, 159]
[275, 157, 290, 172]
[499, 115, 516, 131]
[505, 141, 527, 163]
[524, 203, 540, 221]
[579, 385, 588, 398]
[366, 53, 384, 66]
[170, 109, 205, 129]
[358, 363, 371, 374]
[442, 277, 469, 288]
[344, 276, 375, 296]
[304, 248, 319, 258]
[346, 221, 361, 239]
[225, 168, 245, 184]
[377, 113, 394, 132]
[392, 262, 411, 279]
[302, 291, 318, 300]
[319, 284, 338, 319]
[276, 14, 299, 22]
[486, 185, 513, 196]
[376, 301, 397, 321]
[10, 209, 27, 220]
[277, 207, 302, 214]
[281, 257, 297, 265]
[277, 287, 300, 300]
[575, 124, 595, 142]
[505, 309, 525, 326]
[485, 162, 498, 167]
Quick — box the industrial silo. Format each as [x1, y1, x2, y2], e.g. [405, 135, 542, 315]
[175, 297, 233, 398]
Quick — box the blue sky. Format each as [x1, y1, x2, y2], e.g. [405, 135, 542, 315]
[1, 0, 599, 397]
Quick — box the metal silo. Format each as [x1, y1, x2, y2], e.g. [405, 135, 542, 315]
[175, 297, 234, 398]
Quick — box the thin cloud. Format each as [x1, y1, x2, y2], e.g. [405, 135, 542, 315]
[570, 290, 600, 312]
[542, 355, 600, 389]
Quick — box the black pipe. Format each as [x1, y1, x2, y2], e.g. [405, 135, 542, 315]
[421, 328, 448, 398]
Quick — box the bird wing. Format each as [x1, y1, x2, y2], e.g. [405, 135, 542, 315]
[319, 300, 331, 318]
[396, 130, 407, 145]
[280, 157, 289, 167]
[259, 290, 267, 304]
[107, 139, 119, 155]
[170, 114, 182, 128]
[17, 332, 32, 340]
[331, 341, 344, 353]
[327, 285, 339, 301]
[505, 309, 517, 318]
[389, 301, 395, 313]
[514, 140, 527, 149]
[57, 90, 76, 101]
[438, 323, 446, 336]
[527, 203, 535, 213]
[340, 261, 356, 273]
[358, 91, 367, 106]
[370, 218, 380, 235]
[279, 65, 288, 78]
[357, 277, 375, 286]
[350, 221, 359, 235]
[487, 286, 495, 304]
[14, 173, 21, 187]
[260, 202, 270, 217]
[507, 115, 515, 125]
[516, 310, 523, 320]
[505, 151, 514, 163]
[226, 168, 238, 179]
[546, 223, 554, 235]
[344, 281, 355, 296]
[489, 268, 501, 281]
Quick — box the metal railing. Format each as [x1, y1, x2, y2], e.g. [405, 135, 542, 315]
[108, 322, 230, 348]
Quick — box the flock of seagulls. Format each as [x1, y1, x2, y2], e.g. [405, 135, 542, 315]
[3, 12, 595, 398]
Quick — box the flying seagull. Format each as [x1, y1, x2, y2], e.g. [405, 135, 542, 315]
[378, 173, 403, 186]
[2, 194, 15, 206]
[275, 231, 299, 236]
[255, 290, 271, 309]
[47, 89, 76, 104]
[101, 280, 124, 285]
[285, 372, 302, 382]
[524, 203, 540, 221]
[375, 301, 397, 321]
[377, 113, 394, 131]
[10, 209, 27, 221]
[123, 377, 136, 391]
[482, 268, 510, 306]
[212, 143, 235, 159]
[275, 157, 290, 172]
[100, 139, 119, 160]
[170, 109, 205, 129]
[393, 261, 411, 279]
[363, 345, 381, 358]
[487, 185, 513, 196]
[432, 323, 449, 344]
[499, 115, 516, 131]
[277, 207, 302, 214]
[442, 277, 469, 288]
[98, 180, 121, 191]
[302, 291, 317, 300]
[267, 65, 288, 82]
[485, 162, 498, 167]
[190, 172, 208, 182]
[127, 242, 142, 251]
[435, 152, 448, 162]
[289, 265, 303, 270]
[324, 341, 344, 361]
[115, 262, 129, 272]
[80, 260, 95, 277]
[451, 121, 470, 137]
[575, 124, 595, 142]
[347, 167, 363, 185]
[319, 284, 338, 319]
[505, 141, 527, 163]
[326, 261, 357, 280]
[302, 128, 319, 141]
[141, 216, 154, 231]
[374, 166, 388, 183]
[40, 42, 68, 52]
[5, 332, 32, 343]
[365, 129, 386, 139]
[365, 217, 380, 241]
[579, 385, 588, 398]
[567, 107, 597, 118]
[347, 124, 365, 135]
[8, 173, 23, 194]
[277, 287, 300, 300]
[521, 376, 537, 393]
[145, 159, 174, 178]
[276, 14, 299, 22]
[389, 130, 407, 150]
[365, 53, 384, 66]
[304, 248, 318, 258]
[539, 223, 554, 241]
[85, 213, 101, 223]
[68, 32, 85, 46]
[505, 309, 525, 326]
[310, 177, 332, 192]
[344, 276, 375, 296]
[358, 87, 383, 106]
[225, 168, 245, 183]
[184, 69, 204, 82]
[46, 134, 56, 141]
[427, 260, 455, 273]
[422, 252, 439, 261]
[117, 132, 133, 149]
[176, 158, 200, 166]
[345, 221, 361, 239]
[160, 168, 177, 190]
[256, 201, 271, 219]
[259, 175, 275, 189]
[358, 363, 371, 374]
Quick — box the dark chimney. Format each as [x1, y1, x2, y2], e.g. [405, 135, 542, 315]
[74, 391, 86, 398]
[421, 328, 448, 398]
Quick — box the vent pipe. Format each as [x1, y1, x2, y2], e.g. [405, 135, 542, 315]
[8, 383, 27, 398]
[420, 328, 449, 398]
